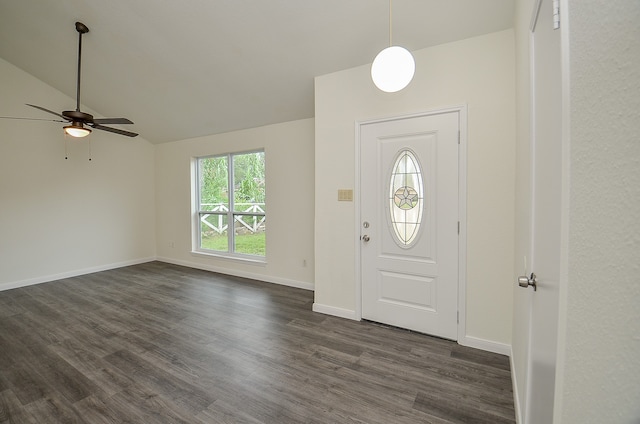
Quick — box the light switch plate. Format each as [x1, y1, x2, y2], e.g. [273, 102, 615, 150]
[338, 189, 353, 202]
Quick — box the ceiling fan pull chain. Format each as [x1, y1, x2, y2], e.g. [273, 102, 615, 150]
[64, 134, 69, 160]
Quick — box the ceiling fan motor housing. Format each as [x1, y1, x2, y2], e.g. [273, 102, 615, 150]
[62, 110, 93, 122]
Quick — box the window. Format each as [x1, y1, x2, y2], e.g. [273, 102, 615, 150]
[195, 151, 266, 259]
[388, 149, 424, 247]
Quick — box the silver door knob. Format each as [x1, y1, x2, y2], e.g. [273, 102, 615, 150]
[518, 272, 537, 291]
[362, 235, 370, 242]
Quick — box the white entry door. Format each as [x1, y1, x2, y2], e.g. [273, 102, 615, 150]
[360, 111, 459, 340]
[522, 0, 564, 422]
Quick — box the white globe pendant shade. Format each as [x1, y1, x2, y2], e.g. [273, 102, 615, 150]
[371, 46, 415, 93]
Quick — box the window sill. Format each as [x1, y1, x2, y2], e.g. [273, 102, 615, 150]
[191, 250, 267, 266]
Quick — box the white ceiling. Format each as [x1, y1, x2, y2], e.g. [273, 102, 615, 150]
[0, 0, 514, 144]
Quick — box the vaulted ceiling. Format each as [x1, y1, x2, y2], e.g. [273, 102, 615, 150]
[0, 0, 514, 143]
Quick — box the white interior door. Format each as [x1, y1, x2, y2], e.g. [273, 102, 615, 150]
[522, 0, 564, 422]
[360, 111, 459, 340]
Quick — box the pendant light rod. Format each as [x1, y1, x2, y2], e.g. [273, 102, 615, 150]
[389, 0, 393, 47]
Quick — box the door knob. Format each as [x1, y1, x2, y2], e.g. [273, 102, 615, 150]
[518, 272, 537, 291]
[362, 235, 370, 242]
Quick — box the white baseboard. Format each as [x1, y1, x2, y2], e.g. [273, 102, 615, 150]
[510, 346, 524, 424]
[156, 256, 314, 291]
[1, 256, 314, 293]
[312, 303, 358, 320]
[0, 257, 156, 292]
[458, 335, 511, 356]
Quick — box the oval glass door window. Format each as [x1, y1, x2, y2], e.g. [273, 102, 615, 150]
[389, 149, 424, 247]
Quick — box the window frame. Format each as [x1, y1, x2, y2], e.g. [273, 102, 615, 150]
[192, 149, 266, 262]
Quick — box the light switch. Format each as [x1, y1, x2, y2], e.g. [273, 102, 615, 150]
[338, 189, 353, 202]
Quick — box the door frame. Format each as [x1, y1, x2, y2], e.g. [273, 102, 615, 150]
[354, 105, 468, 342]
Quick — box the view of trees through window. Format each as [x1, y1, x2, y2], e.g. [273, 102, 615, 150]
[197, 151, 266, 257]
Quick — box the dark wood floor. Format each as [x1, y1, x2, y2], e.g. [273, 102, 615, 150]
[0, 262, 515, 423]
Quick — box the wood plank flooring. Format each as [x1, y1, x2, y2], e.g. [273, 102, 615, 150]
[0, 262, 516, 423]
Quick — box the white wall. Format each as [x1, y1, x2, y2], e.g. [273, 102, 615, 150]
[155, 118, 315, 289]
[0, 58, 156, 289]
[314, 30, 516, 349]
[559, 1, 640, 422]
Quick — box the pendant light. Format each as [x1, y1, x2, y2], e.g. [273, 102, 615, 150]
[371, 0, 415, 93]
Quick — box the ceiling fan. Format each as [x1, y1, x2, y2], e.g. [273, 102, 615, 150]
[12, 22, 138, 138]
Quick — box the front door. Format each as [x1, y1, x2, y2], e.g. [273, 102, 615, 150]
[360, 111, 459, 340]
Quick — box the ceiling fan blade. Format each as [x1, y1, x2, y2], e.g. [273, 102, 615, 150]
[0, 116, 64, 123]
[26, 104, 70, 121]
[91, 123, 138, 138]
[92, 117, 134, 125]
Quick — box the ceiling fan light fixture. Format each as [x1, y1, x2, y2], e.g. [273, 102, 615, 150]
[371, 45, 415, 93]
[64, 123, 91, 138]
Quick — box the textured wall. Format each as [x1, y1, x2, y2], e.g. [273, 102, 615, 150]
[559, 1, 640, 422]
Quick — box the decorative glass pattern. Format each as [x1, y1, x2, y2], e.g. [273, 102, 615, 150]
[389, 149, 424, 246]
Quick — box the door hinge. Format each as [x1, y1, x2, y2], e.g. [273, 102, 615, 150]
[458, 130, 461, 144]
[553, 0, 560, 29]
[457, 221, 460, 234]
[457, 311, 460, 324]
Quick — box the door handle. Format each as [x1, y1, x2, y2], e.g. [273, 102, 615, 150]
[518, 272, 537, 291]
[362, 235, 370, 242]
